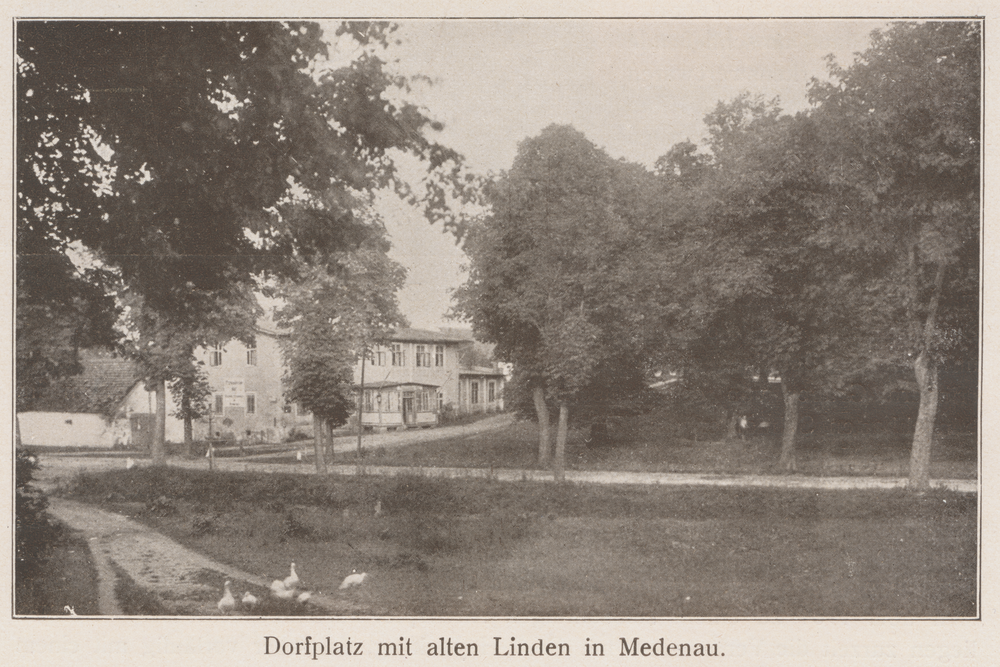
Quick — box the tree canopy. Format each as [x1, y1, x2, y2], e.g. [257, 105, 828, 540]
[458, 125, 686, 475]
[17, 20, 471, 459]
[806, 21, 980, 487]
[274, 199, 407, 471]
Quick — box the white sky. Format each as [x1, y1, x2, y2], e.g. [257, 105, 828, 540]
[345, 19, 889, 330]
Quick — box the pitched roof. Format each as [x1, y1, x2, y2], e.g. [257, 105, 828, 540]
[25, 349, 143, 417]
[388, 327, 474, 343]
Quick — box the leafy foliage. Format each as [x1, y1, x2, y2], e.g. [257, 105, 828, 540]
[275, 203, 407, 427]
[17, 21, 470, 422]
[17, 21, 473, 458]
[15, 451, 63, 582]
[806, 21, 980, 486]
[457, 125, 673, 469]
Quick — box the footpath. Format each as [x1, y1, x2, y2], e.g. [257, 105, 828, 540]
[28, 415, 977, 616]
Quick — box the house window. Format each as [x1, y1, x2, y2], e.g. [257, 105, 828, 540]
[391, 343, 406, 367]
[364, 390, 374, 412]
[416, 345, 431, 367]
[437, 391, 444, 411]
[376, 350, 386, 366]
[214, 395, 224, 414]
[246, 340, 257, 366]
[488, 381, 496, 403]
[246, 394, 256, 414]
[471, 381, 479, 404]
[209, 344, 223, 367]
[435, 345, 444, 367]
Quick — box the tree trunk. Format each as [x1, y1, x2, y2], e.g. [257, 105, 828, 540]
[181, 391, 193, 457]
[777, 383, 799, 472]
[152, 377, 167, 465]
[313, 414, 327, 474]
[533, 386, 551, 465]
[325, 420, 335, 463]
[553, 403, 569, 482]
[909, 351, 939, 490]
[906, 260, 946, 491]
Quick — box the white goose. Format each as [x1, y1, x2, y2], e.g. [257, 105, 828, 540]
[270, 579, 295, 599]
[64, 605, 77, 616]
[297, 591, 312, 604]
[242, 591, 259, 607]
[217, 581, 236, 614]
[339, 570, 368, 590]
[283, 562, 300, 589]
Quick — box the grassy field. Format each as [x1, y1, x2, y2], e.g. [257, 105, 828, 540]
[307, 416, 977, 480]
[15, 528, 100, 616]
[61, 466, 977, 617]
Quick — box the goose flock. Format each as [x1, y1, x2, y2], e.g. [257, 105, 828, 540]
[217, 561, 368, 614]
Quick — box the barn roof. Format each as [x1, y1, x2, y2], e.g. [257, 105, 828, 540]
[25, 349, 143, 417]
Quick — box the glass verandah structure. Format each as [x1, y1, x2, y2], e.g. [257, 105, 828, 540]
[357, 381, 439, 430]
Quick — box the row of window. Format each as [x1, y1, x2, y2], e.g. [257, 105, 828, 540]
[208, 342, 256, 367]
[209, 341, 447, 370]
[469, 380, 497, 404]
[370, 344, 446, 368]
[211, 395, 306, 417]
[362, 389, 441, 413]
[213, 394, 256, 414]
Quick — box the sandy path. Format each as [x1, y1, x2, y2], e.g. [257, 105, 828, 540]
[42, 496, 354, 616]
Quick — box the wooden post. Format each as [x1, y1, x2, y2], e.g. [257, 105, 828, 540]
[357, 347, 366, 458]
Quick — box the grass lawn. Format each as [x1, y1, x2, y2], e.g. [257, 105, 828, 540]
[314, 410, 977, 480]
[62, 467, 977, 617]
[15, 526, 100, 616]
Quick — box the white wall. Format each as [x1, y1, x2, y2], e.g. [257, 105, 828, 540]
[118, 382, 187, 443]
[18, 412, 124, 448]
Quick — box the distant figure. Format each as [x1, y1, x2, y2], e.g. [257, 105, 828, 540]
[737, 415, 748, 441]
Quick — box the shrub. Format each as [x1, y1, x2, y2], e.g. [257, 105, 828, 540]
[15, 450, 64, 581]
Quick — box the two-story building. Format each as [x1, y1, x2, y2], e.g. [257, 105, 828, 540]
[204, 325, 506, 438]
[354, 328, 505, 430]
[18, 325, 506, 448]
[197, 322, 313, 443]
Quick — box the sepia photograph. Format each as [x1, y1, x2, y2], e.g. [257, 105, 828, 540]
[9, 8, 989, 665]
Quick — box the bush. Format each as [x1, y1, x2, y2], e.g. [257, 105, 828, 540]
[15, 450, 64, 581]
[284, 428, 312, 443]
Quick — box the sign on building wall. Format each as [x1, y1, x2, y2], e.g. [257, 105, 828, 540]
[224, 380, 245, 407]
